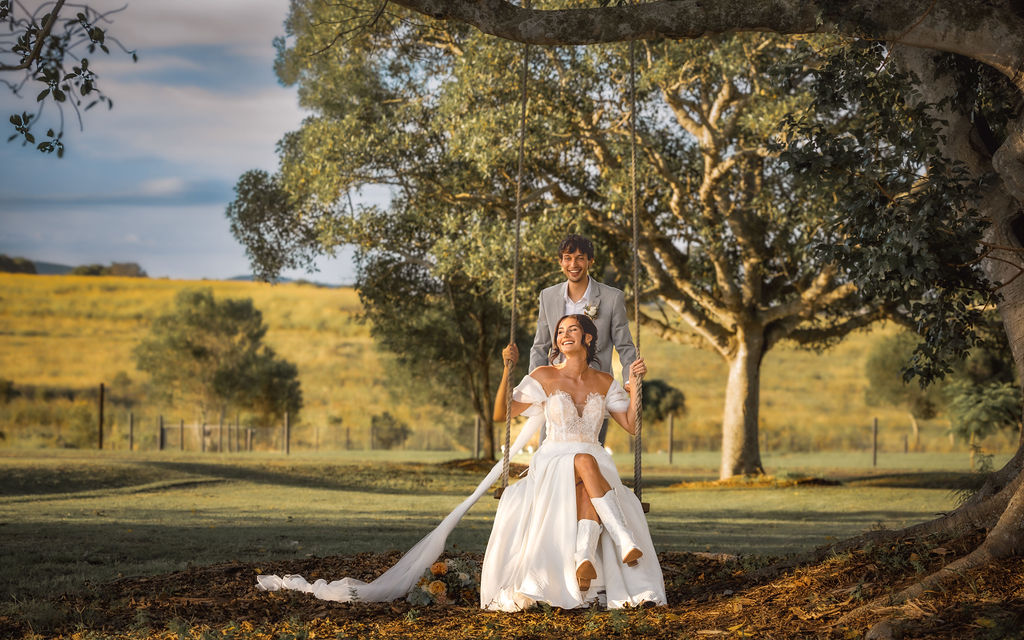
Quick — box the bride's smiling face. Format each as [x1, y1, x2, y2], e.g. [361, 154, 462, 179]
[556, 318, 590, 353]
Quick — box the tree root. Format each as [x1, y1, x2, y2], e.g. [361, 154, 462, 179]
[839, 465, 1024, 625]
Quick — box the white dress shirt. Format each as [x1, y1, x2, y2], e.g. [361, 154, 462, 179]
[562, 276, 593, 317]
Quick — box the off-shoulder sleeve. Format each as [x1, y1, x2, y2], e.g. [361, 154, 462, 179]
[605, 379, 629, 413]
[512, 374, 546, 417]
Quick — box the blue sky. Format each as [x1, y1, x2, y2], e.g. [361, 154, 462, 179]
[0, 1, 356, 283]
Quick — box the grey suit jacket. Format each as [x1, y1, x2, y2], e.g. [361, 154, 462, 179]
[529, 278, 637, 379]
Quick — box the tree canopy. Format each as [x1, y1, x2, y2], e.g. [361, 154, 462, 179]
[133, 288, 302, 426]
[228, 1, 998, 478]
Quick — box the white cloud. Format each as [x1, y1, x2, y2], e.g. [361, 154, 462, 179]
[139, 177, 187, 196]
[74, 74, 305, 175]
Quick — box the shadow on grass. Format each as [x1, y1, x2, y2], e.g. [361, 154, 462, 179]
[0, 458, 495, 498]
[844, 471, 985, 491]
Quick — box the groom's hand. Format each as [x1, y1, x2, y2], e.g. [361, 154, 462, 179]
[502, 344, 519, 368]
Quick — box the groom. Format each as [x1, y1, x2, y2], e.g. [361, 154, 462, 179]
[529, 234, 637, 444]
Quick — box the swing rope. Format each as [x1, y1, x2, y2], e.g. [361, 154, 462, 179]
[628, 36, 645, 506]
[498, 2, 645, 505]
[498, 0, 531, 497]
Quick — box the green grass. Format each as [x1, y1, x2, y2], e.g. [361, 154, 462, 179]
[0, 449, 983, 605]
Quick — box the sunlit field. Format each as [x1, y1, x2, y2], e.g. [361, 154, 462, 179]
[1, 273, 1015, 459]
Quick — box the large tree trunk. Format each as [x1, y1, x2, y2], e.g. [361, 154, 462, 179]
[719, 330, 767, 479]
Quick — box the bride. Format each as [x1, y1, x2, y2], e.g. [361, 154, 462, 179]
[482, 313, 665, 610]
[256, 313, 665, 610]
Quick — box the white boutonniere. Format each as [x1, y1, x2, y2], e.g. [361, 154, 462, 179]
[583, 302, 599, 320]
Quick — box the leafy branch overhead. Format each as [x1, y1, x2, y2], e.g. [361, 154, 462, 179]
[1, 0, 136, 157]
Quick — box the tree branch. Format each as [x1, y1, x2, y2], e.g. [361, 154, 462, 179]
[387, 0, 1024, 91]
[0, 0, 65, 72]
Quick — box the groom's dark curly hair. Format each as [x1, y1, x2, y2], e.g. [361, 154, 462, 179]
[549, 314, 599, 365]
[558, 234, 594, 260]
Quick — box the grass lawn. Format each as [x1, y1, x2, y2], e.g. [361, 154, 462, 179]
[0, 449, 984, 602]
[2, 449, 1020, 639]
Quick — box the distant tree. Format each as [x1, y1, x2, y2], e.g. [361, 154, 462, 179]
[0, 254, 36, 274]
[2, 1, 136, 157]
[239, 349, 303, 431]
[867, 321, 1021, 459]
[106, 262, 147, 277]
[69, 263, 104, 276]
[865, 332, 945, 450]
[355, 225, 538, 459]
[133, 288, 302, 423]
[945, 318, 1022, 463]
[70, 261, 147, 277]
[370, 411, 411, 450]
[640, 379, 686, 425]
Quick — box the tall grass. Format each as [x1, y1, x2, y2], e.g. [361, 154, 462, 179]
[1, 273, 1013, 456]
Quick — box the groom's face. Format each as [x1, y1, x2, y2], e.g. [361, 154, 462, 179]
[559, 250, 594, 284]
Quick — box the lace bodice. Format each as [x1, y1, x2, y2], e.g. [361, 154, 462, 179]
[512, 375, 629, 444]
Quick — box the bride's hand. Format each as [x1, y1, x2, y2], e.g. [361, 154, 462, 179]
[502, 344, 519, 368]
[629, 358, 646, 385]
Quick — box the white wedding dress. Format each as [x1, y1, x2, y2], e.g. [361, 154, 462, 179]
[256, 374, 665, 610]
[481, 375, 665, 610]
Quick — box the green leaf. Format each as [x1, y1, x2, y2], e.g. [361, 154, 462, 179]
[53, 89, 66, 102]
[36, 88, 49, 101]
[10, 114, 22, 126]
[25, 133, 35, 143]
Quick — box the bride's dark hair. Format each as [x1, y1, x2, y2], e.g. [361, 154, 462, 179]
[549, 314, 599, 365]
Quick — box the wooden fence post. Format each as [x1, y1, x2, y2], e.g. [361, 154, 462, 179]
[345, 427, 351, 450]
[129, 412, 134, 452]
[474, 416, 481, 459]
[98, 382, 105, 450]
[284, 412, 290, 455]
[159, 415, 165, 451]
[872, 417, 879, 467]
[201, 422, 207, 453]
[668, 414, 675, 465]
[219, 410, 224, 452]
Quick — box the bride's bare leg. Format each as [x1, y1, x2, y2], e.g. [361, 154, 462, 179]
[573, 453, 611, 499]
[576, 478, 598, 521]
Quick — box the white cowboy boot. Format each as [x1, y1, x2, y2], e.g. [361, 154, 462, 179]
[574, 518, 602, 591]
[590, 490, 643, 566]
